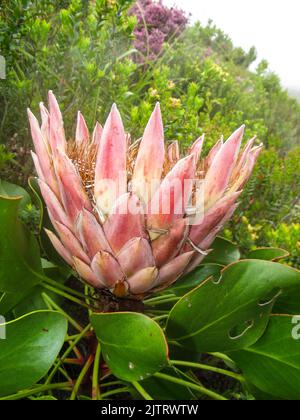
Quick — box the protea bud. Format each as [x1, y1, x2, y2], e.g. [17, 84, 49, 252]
[28, 92, 262, 299]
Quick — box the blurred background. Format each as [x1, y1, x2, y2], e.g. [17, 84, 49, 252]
[0, 0, 299, 266]
[164, 0, 300, 96]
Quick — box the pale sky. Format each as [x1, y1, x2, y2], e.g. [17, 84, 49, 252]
[164, 0, 300, 90]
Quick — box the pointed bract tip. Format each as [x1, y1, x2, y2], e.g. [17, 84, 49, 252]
[44, 227, 55, 239]
[111, 103, 118, 113]
[27, 109, 39, 127]
[227, 125, 245, 141]
[48, 91, 61, 115]
[153, 102, 162, 116]
[146, 102, 163, 135]
[190, 134, 205, 155]
[235, 124, 245, 137]
[48, 90, 54, 101]
[109, 103, 123, 121]
[27, 108, 34, 118]
[148, 102, 162, 126]
[192, 134, 205, 145]
[245, 136, 256, 149]
[252, 142, 263, 151]
[251, 144, 263, 159]
[239, 125, 245, 136]
[224, 125, 245, 150]
[44, 227, 51, 235]
[233, 189, 243, 199]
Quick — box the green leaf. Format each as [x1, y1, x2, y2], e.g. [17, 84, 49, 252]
[139, 367, 198, 400]
[0, 196, 43, 294]
[247, 247, 290, 262]
[0, 290, 37, 317]
[166, 260, 300, 352]
[0, 180, 31, 212]
[169, 264, 222, 296]
[231, 315, 300, 400]
[203, 237, 240, 266]
[168, 341, 202, 364]
[91, 312, 168, 382]
[0, 311, 67, 397]
[245, 381, 281, 401]
[13, 261, 70, 318]
[273, 285, 300, 315]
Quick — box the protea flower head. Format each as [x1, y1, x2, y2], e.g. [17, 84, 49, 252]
[28, 91, 262, 299]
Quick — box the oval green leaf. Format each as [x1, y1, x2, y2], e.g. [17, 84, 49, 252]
[166, 260, 300, 352]
[0, 180, 31, 212]
[91, 312, 169, 382]
[0, 310, 67, 397]
[203, 237, 240, 266]
[248, 247, 290, 262]
[0, 196, 43, 294]
[230, 315, 300, 400]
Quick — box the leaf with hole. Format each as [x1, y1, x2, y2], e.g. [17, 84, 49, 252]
[166, 260, 300, 352]
[169, 264, 222, 296]
[230, 315, 300, 400]
[0, 311, 67, 397]
[91, 312, 169, 382]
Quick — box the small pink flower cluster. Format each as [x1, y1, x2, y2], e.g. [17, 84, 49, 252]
[129, 0, 188, 61]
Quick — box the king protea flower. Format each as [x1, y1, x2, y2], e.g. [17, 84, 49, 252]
[28, 91, 262, 299]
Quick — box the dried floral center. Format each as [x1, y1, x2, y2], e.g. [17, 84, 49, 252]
[67, 141, 97, 200]
[67, 137, 209, 213]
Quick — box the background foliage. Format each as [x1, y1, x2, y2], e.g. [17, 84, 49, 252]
[0, 0, 299, 265]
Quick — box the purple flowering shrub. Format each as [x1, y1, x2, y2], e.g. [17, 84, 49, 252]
[129, 0, 188, 61]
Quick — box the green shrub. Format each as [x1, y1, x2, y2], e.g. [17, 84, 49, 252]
[265, 223, 300, 267]
[225, 220, 300, 268]
[0, 0, 136, 146]
[0, 144, 14, 171]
